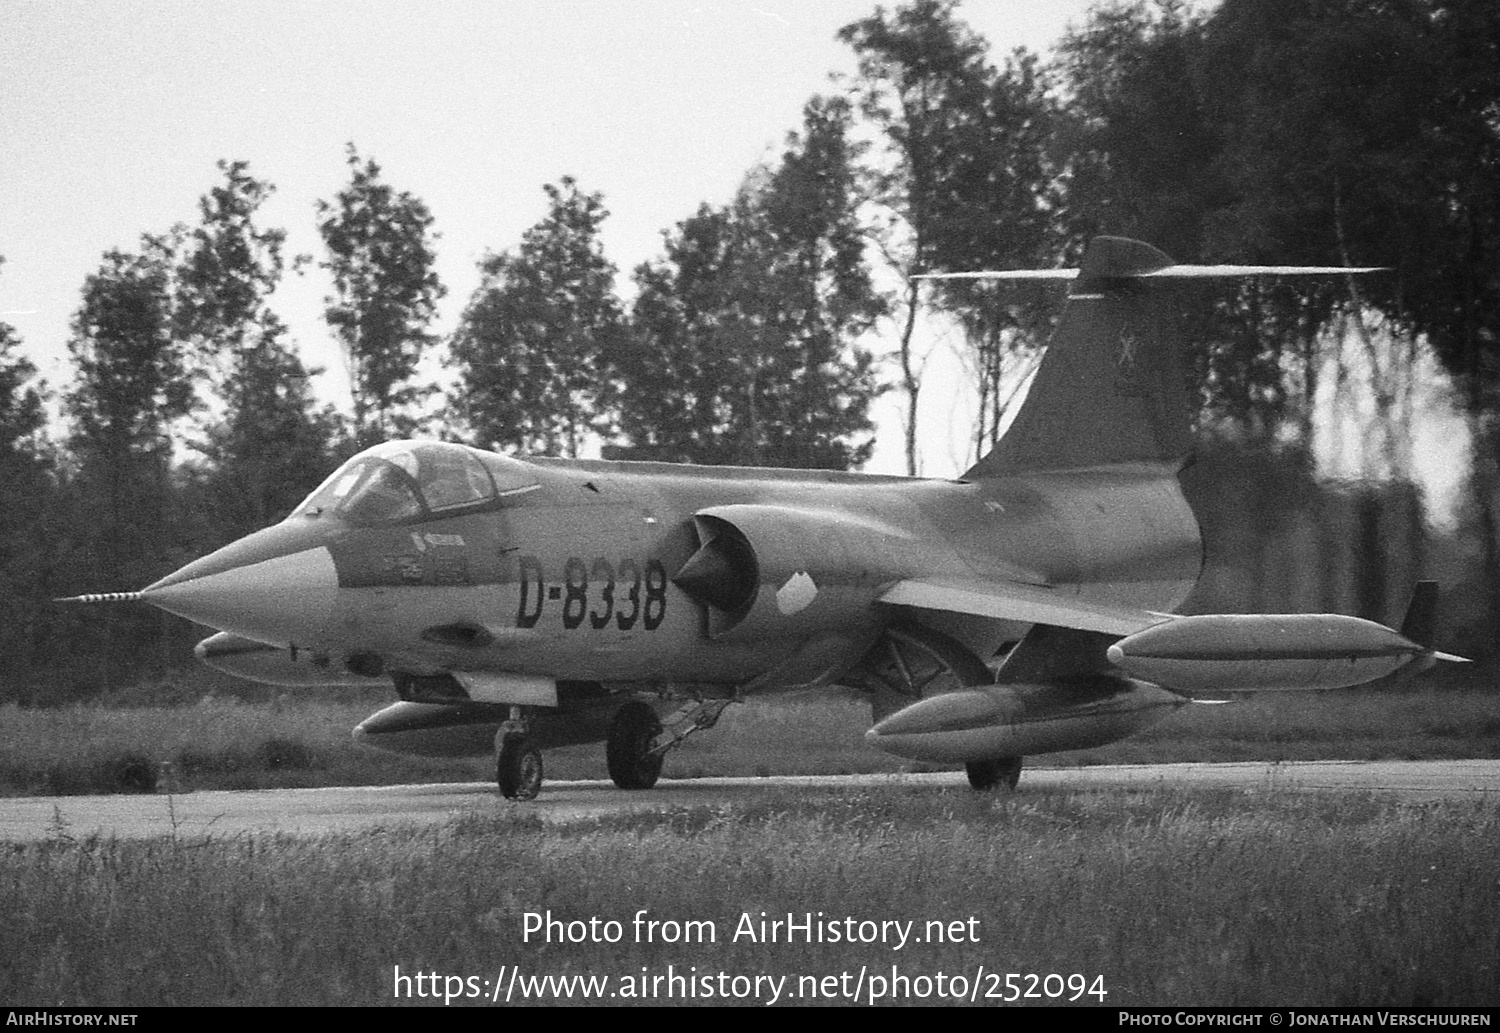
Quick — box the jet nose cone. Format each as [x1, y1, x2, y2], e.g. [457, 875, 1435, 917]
[142, 521, 339, 646]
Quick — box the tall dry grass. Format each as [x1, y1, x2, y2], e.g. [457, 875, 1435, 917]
[3, 786, 1495, 1006]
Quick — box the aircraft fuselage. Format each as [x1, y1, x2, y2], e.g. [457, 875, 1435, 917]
[145, 441, 1201, 699]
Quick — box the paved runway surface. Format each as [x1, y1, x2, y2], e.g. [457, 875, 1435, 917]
[3, 760, 1496, 843]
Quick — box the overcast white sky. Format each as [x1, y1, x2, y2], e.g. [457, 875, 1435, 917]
[1, 0, 1111, 475]
[14, 0, 1466, 496]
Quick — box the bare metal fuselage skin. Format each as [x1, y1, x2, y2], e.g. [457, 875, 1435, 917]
[154, 450, 1202, 697]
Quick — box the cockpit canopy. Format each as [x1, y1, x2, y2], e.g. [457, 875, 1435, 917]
[296, 441, 539, 526]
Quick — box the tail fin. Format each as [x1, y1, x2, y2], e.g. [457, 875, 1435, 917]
[966, 237, 1191, 477]
[1398, 580, 1469, 664]
[924, 236, 1385, 480]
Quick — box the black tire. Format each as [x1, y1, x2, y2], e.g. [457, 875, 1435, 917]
[113, 753, 158, 794]
[966, 756, 1022, 791]
[496, 734, 543, 800]
[607, 700, 664, 790]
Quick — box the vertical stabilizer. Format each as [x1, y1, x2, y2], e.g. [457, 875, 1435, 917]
[932, 237, 1384, 480]
[964, 236, 1193, 479]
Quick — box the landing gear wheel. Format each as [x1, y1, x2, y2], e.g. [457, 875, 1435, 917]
[966, 756, 1022, 791]
[607, 700, 664, 790]
[496, 734, 543, 800]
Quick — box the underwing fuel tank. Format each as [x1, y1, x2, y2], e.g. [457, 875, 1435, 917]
[865, 676, 1186, 764]
[354, 699, 620, 758]
[1105, 613, 1445, 693]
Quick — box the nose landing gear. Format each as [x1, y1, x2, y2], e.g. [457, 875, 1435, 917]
[495, 709, 543, 801]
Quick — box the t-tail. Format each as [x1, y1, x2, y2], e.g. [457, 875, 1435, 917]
[922, 236, 1385, 479]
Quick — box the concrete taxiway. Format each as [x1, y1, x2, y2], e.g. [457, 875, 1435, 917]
[2, 760, 1496, 844]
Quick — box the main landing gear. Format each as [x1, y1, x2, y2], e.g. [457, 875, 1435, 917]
[965, 756, 1022, 791]
[606, 700, 664, 790]
[495, 709, 543, 801]
[607, 696, 733, 791]
[858, 623, 1024, 791]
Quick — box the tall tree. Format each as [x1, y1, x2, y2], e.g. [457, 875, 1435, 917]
[62, 244, 196, 685]
[1142, 0, 1498, 639]
[1191, 0, 1435, 455]
[317, 145, 444, 446]
[1053, 0, 1500, 645]
[617, 202, 747, 465]
[939, 50, 1065, 461]
[0, 261, 47, 469]
[839, 0, 995, 474]
[740, 95, 885, 468]
[1055, 0, 1221, 256]
[65, 246, 195, 565]
[1055, 0, 1330, 447]
[171, 159, 290, 373]
[171, 161, 339, 538]
[189, 322, 343, 537]
[0, 258, 57, 696]
[617, 97, 882, 469]
[449, 177, 624, 456]
[1422, 0, 1500, 655]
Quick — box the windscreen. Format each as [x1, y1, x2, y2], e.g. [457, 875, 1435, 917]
[296, 442, 528, 525]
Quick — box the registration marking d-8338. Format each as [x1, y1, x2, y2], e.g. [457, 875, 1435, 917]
[515, 557, 668, 632]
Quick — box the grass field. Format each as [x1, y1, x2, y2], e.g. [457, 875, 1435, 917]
[3, 785, 1495, 1006]
[5, 680, 1497, 1007]
[2, 680, 1498, 796]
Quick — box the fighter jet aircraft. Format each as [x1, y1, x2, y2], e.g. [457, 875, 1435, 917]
[64, 236, 1466, 798]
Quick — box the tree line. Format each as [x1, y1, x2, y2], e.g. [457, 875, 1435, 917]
[1, 0, 1496, 699]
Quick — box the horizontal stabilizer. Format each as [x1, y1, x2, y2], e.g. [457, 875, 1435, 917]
[920, 235, 1382, 286]
[920, 264, 1386, 282]
[919, 269, 1079, 281]
[879, 576, 1166, 637]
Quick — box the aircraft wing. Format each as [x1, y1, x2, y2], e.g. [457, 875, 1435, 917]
[878, 576, 1169, 637]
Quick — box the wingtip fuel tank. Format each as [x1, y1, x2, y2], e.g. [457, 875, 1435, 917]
[1106, 612, 1464, 693]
